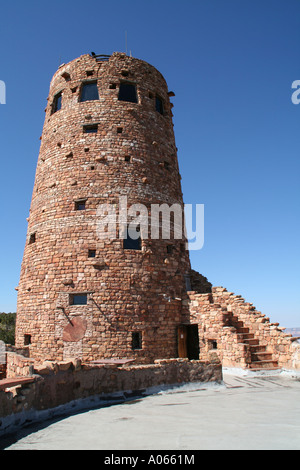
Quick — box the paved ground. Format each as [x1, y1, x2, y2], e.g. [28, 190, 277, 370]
[2, 370, 300, 450]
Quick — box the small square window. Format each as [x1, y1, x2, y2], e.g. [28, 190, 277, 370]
[123, 225, 141, 250]
[70, 294, 88, 305]
[75, 200, 86, 211]
[132, 332, 142, 350]
[155, 95, 164, 115]
[117, 127, 123, 134]
[88, 249, 96, 258]
[24, 334, 31, 345]
[52, 92, 62, 114]
[118, 82, 138, 103]
[124, 155, 131, 162]
[80, 81, 99, 102]
[83, 124, 98, 134]
[208, 339, 218, 350]
[61, 71, 71, 81]
[167, 245, 173, 254]
[29, 233, 36, 244]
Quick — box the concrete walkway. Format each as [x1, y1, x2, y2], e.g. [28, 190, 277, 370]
[2, 370, 300, 450]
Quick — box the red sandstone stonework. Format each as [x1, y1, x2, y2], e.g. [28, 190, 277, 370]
[15, 53, 191, 363]
[14, 52, 300, 371]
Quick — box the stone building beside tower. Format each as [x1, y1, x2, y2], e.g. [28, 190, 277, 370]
[14, 52, 300, 371]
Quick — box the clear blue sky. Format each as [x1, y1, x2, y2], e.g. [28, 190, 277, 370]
[0, 0, 299, 327]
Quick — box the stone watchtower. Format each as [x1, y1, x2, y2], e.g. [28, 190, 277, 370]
[15, 52, 192, 364]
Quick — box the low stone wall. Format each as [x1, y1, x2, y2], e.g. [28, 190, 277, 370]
[6, 351, 35, 378]
[0, 356, 222, 438]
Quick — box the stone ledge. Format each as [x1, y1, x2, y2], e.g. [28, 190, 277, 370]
[0, 377, 36, 391]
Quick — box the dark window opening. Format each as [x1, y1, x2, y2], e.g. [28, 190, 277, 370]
[124, 155, 131, 162]
[61, 72, 71, 81]
[149, 92, 154, 99]
[184, 274, 192, 292]
[118, 82, 138, 103]
[121, 70, 129, 77]
[155, 95, 164, 115]
[80, 81, 99, 102]
[90, 165, 95, 170]
[88, 249, 96, 258]
[83, 124, 98, 134]
[109, 83, 117, 89]
[208, 339, 218, 350]
[167, 245, 173, 254]
[86, 70, 94, 77]
[70, 294, 88, 306]
[123, 225, 141, 250]
[24, 334, 31, 346]
[52, 92, 62, 114]
[29, 233, 36, 245]
[117, 127, 123, 134]
[132, 332, 142, 350]
[75, 200, 86, 211]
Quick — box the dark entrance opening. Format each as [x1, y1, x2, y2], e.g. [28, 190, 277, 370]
[186, 325, 200, 360]
[178, 324, 199, 360]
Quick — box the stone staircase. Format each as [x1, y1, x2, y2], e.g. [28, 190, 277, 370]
[224, 313, 279, 370]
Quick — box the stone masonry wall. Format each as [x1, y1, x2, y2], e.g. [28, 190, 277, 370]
[15, 52, 191, 364]
[0, 356, 222, 437]
[186, 286, 300, 370]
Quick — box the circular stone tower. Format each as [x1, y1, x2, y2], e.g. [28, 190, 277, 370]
[15, 52, 191, 363]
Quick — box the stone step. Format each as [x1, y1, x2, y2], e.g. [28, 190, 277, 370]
[247, 366, 281, 372]
[249, 344, 267, 353]
[251, 352, 273, 361]
[222, 314, 281, 371]
[236, 327, 250, 334]
[237, 332, 254, 339]
[239, 338, 259, 346]
[248, 360, 279, 370]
